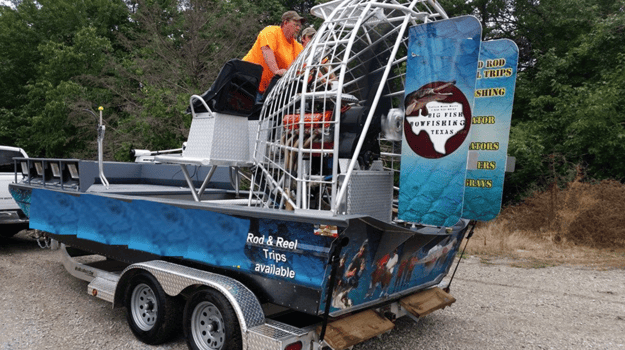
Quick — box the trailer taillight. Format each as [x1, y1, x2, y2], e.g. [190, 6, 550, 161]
[284, 341, 302, 350]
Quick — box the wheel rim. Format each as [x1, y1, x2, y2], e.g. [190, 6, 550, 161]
[191, 301, 226, 350]
[130, 283, 158, 331]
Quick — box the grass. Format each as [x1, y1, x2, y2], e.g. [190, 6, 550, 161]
[464, 180, 625, 269]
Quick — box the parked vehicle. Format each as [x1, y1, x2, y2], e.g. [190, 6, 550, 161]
[0, 146, 29, 237]
[9, 1, 518, 349]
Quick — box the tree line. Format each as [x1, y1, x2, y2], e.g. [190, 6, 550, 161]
[0, 0, 623, 203]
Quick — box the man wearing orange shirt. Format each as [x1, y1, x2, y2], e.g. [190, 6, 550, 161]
[243, 11, 305, 99]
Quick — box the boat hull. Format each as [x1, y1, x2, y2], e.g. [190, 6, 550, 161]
[11, 183, 468, 316]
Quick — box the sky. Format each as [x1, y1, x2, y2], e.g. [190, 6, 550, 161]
[0, 0, 15, 9]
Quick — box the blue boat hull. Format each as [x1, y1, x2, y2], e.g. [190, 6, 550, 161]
[11, 183, 468, 316]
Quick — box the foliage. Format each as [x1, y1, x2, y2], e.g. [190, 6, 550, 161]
[506, 2, 625, 201]
[0, 0, 623, 204]
[94, 0, 264, 160]
[0, 0, 128, 156]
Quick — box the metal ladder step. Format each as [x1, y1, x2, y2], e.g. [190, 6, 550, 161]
[318, 309, 395, 350]
[400, 287, 456, 318]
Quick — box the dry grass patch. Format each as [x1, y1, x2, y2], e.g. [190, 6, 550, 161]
[464, 180, 625, 269]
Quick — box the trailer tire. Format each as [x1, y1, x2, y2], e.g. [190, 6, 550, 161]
[183, 288, 241, 350]
[124, 271, 182, 345]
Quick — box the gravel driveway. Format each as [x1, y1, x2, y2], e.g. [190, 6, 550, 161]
[1, 232, 624, 350]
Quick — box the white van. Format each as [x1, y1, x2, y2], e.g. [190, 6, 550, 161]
[0, 146, 29, 237]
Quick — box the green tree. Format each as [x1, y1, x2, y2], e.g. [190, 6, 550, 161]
[17, 27, 115, 157]
[1, 0, 623, 205]
[506, 0, 625, 200]
[0, 0, 129, 153]
[90, 0, 264, 160]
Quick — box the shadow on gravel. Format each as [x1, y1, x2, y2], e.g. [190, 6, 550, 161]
[0, 230, 42, 253]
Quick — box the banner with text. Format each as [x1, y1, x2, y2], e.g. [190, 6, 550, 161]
[462, 39, 519, 221]
[398, 16, 482, 227]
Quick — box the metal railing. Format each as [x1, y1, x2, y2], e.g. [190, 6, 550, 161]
[13, 157, 81, 191]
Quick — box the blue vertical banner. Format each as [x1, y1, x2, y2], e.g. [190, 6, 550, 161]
[398, 16, 482, 227]
[462, 39, 519, 221]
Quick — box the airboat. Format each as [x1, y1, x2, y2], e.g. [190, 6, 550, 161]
[9, 1, 518, 349]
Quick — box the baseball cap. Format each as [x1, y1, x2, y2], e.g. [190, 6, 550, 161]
[301, 27, 316, 38]
[282, 11, 306, 24]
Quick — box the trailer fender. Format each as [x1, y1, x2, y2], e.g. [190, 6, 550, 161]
[113, 260, 265, 335]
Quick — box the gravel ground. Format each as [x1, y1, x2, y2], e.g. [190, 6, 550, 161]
[1, 231, 624, 350]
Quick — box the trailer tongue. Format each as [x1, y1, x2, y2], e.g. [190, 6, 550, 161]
[9, 1, 518, 349]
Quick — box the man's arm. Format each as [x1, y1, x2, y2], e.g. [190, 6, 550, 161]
[261, 46, 287, 76]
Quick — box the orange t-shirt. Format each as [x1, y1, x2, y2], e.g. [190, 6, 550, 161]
[243, 26, 303, 93]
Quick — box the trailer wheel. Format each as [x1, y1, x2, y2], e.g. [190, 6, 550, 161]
[184, 289, 241, 350]
[124, 271, 181, 345]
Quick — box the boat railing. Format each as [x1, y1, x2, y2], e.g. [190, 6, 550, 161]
[13, 157, 81, 191]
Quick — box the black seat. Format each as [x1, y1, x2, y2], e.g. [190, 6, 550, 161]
[248, 74, 282, 121]
[188, 59, 263, 117]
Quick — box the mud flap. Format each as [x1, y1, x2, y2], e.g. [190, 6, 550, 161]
[400, 287, 456, 318]
[317, 309, 394, 350]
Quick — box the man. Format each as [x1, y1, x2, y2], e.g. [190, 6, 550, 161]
[301, 27, 316, 48]
[336, 240, 368, 308]
[298, 26, 338, 88]
[243, 11, 305, 97]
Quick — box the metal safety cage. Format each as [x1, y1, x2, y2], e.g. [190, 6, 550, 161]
[249, 0, 447, 217]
